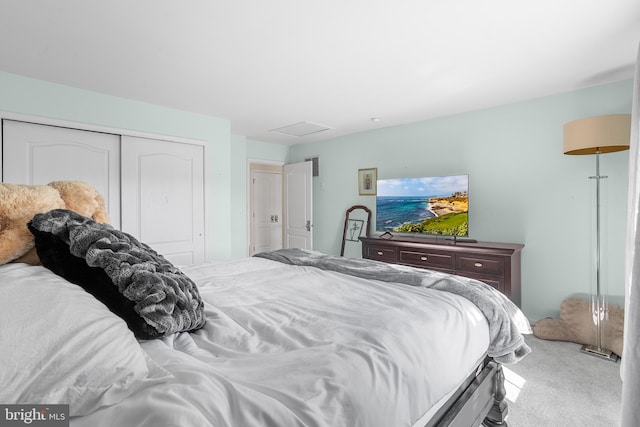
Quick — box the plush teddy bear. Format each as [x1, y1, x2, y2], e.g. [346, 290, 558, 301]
[0, 181, 110, 265]
[47, 181, 111, 224]
[533, 296, 624, 357]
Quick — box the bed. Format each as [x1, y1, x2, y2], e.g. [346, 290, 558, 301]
[0, 209, 531, 427]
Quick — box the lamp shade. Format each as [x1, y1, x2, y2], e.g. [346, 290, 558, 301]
[563, 114, 631, 155]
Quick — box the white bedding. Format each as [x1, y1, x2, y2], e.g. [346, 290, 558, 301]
[1, 256, 490, 427]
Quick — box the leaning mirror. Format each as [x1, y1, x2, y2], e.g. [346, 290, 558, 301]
[340, 205, 372, 257]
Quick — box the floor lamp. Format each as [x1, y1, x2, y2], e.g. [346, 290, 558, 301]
[563, 114, 631, 361]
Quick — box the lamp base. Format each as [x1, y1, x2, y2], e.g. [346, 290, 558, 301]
[580, 344, 619, 362]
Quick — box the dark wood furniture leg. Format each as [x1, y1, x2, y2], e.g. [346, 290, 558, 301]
[483, 364, 508, 426]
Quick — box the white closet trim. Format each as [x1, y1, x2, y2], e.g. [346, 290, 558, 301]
[0, 110, 207, 146]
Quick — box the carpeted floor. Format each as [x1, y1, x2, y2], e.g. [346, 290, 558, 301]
[503, 334, 622, 426]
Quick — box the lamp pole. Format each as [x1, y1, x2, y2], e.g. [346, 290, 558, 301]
[581, 148, 618, 361]
[592, 149, 604, 351]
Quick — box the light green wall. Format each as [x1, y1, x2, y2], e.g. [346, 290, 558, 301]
[289, 80, 634, 321]
[1, 70, 632, 321]
[0, 71, 233, 260]
[247, 138, 290, 163]
[230, 134, 249, 257]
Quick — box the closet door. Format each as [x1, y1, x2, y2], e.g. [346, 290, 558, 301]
[121, 136, 205, 265]
[2, 120, 121, 229]
[250, 167, 283, 255]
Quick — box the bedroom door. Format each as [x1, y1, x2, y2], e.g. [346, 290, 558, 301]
[284, 161, 313, 249]
[120, 136, 205, 265]
[1, 120, 122, 229]
[250, 166, 283, 255]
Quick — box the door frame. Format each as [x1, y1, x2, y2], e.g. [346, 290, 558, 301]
[247, 159, 285, 256]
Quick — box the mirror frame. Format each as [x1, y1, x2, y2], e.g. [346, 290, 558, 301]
[340, 205, 372, 256]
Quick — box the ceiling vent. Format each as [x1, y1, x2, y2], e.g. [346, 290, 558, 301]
[270, 121, 333, 137]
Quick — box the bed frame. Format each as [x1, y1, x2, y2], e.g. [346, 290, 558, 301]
[425, 357, 508, 427]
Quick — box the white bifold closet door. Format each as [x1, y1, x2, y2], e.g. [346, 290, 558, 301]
[2, 120, 206, 265]
[120, 136, 205, 265]
[2, 119, 122, 229]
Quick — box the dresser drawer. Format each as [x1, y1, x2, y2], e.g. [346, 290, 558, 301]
[399, 249, 454, 271]
[359, 236, 523, 306]
[364, 245, 398, 262]
[456, 254, 504, 276]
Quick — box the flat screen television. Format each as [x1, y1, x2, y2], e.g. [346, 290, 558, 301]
[376, 174, 469, 237]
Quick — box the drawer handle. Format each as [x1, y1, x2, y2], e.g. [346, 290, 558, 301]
[420, 256, 428, 261]
[474, 262, 483, 267]
[377, 251, 384, 256]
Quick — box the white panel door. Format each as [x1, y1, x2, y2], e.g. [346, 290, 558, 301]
[284, 161, 313, 249]
[1, 119, 121, 229]
[121, 136, 205, 265]
[251, 169, 283, 255]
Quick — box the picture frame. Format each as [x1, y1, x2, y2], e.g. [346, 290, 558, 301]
[358, 168, 377, 196]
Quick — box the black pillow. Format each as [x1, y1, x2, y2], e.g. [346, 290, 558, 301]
[28, 209, 206, 339]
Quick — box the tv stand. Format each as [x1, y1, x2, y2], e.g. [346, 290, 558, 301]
[360, 235, 523, 306]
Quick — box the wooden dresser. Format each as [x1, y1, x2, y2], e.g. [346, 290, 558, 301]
[360, 236, 524, 306]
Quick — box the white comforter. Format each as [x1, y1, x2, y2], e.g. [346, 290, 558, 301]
[69, 257, 490, 427]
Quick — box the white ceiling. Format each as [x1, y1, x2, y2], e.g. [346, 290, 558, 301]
[1, 1, 639, 145]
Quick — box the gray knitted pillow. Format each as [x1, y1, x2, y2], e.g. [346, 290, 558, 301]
[28, 209, 206, 339]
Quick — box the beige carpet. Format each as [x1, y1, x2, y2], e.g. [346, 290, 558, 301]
[503, 335, 622, 426]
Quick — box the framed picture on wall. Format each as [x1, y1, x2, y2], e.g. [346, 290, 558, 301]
[358, 168, 377, 196]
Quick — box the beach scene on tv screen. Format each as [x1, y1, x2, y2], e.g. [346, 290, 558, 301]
[376, 175, 469, 236]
